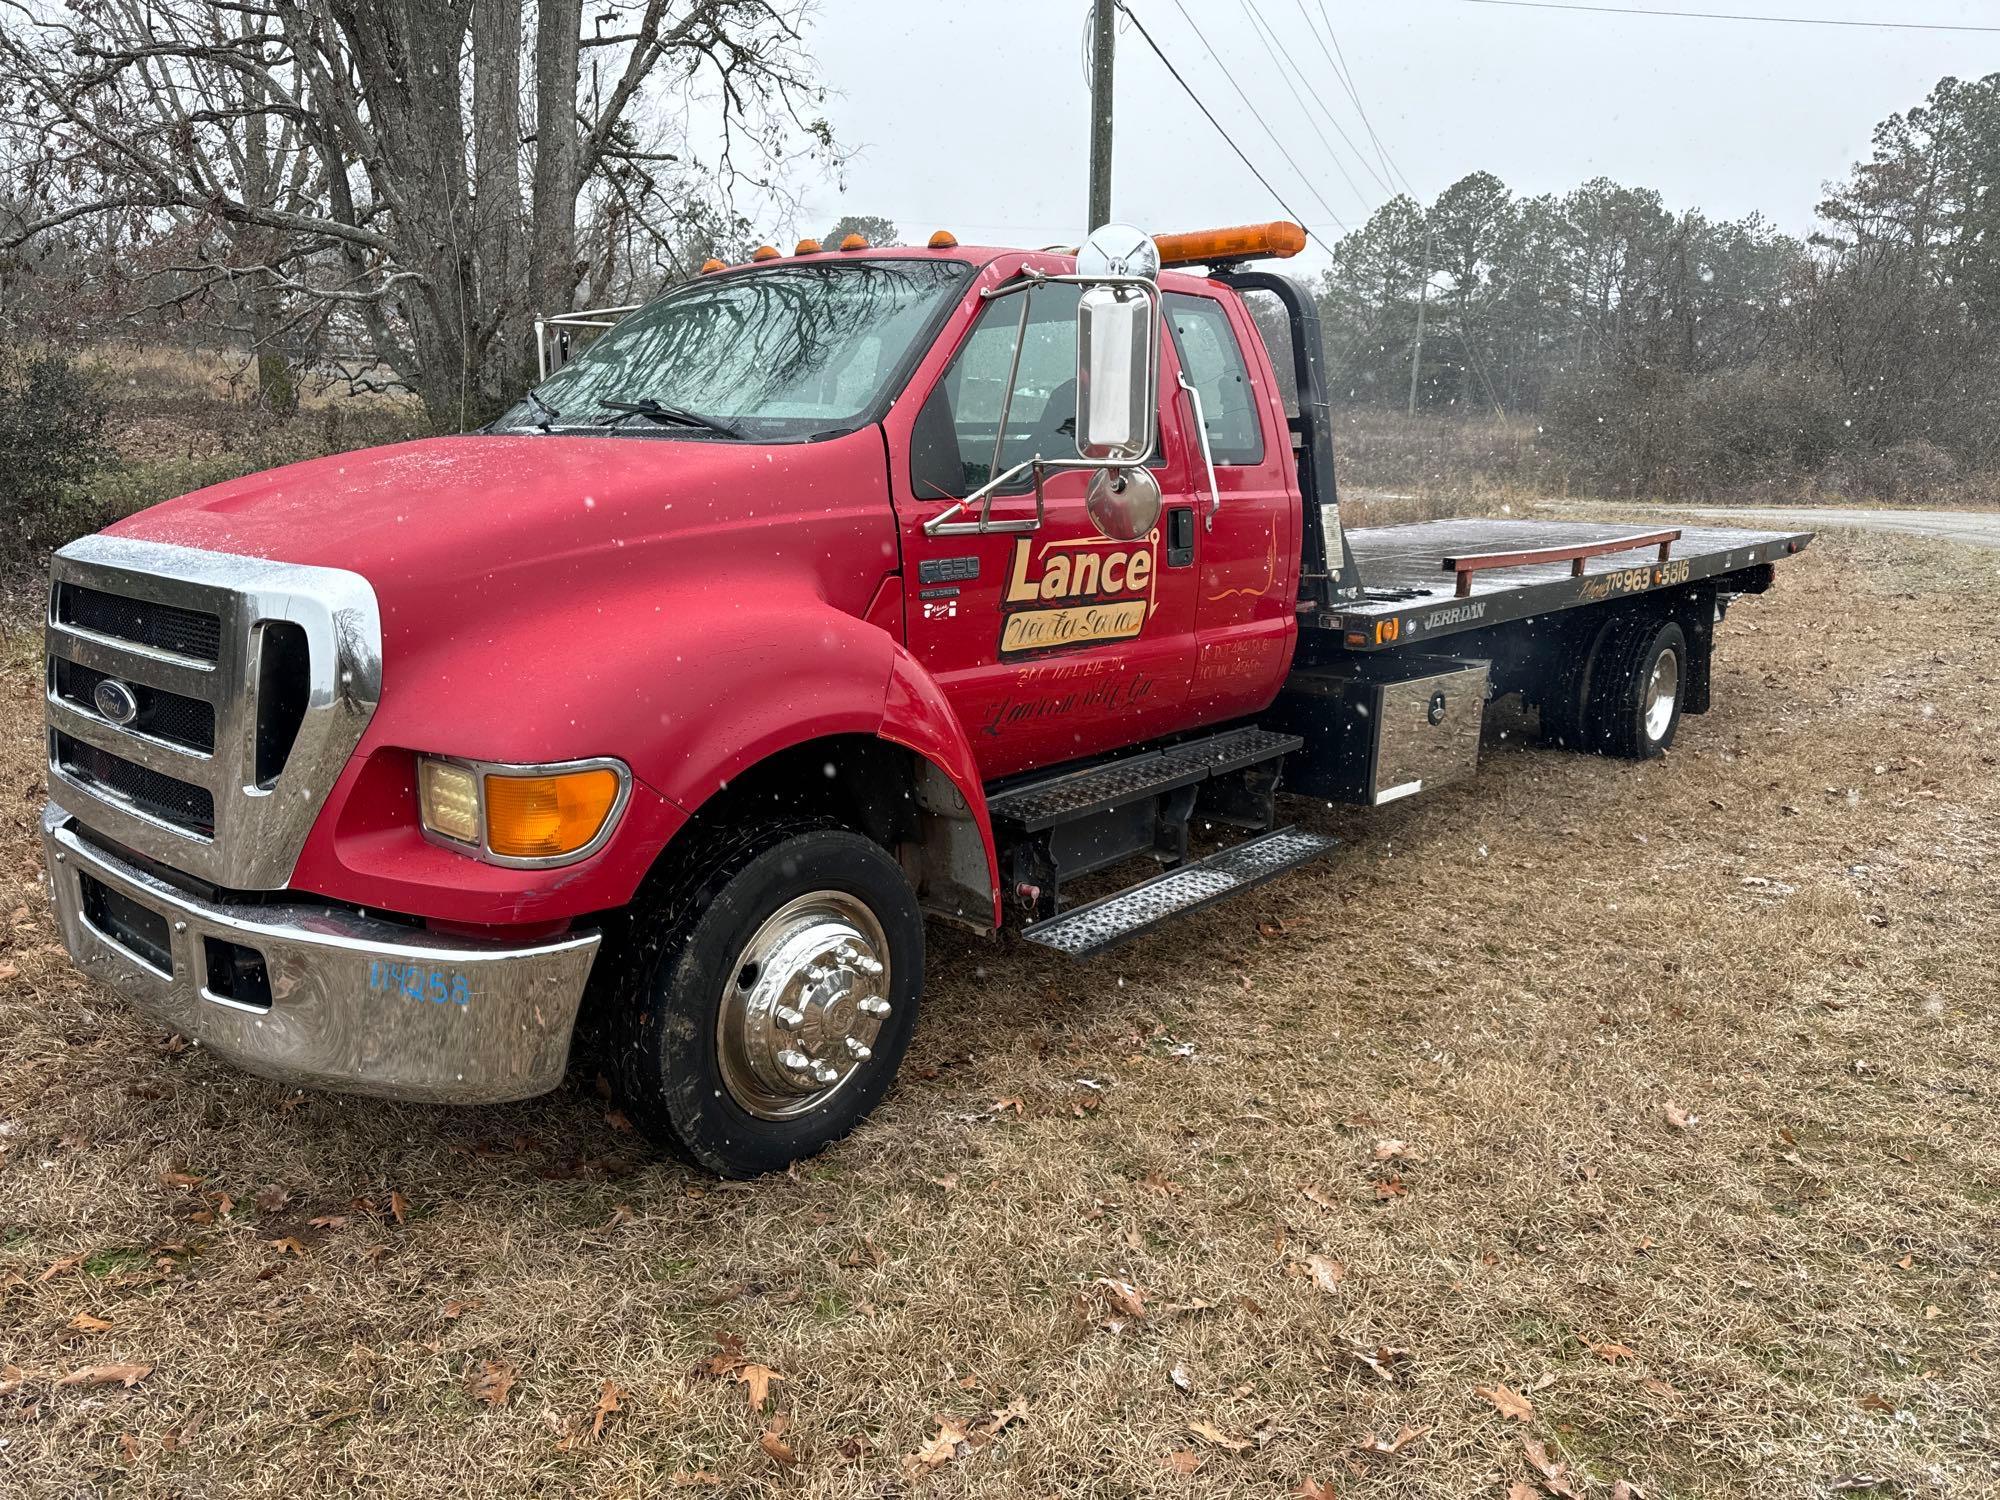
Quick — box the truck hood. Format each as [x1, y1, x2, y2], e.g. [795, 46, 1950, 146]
[108, 432, 891, 594]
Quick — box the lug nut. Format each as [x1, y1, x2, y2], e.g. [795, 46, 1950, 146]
[777, 1049, 813, 1074]
[774, 1005, 805, 1031]
[858, 996, 891, 1018]
[844, 1038, 872, 1061]
[811, 1063, 840, 1086]
[854, 956, 884, 977]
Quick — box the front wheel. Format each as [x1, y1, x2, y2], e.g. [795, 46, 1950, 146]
[608, 823, 924, 1177]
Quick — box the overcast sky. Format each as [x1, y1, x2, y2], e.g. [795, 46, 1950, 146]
[789, 0, 1998, 271]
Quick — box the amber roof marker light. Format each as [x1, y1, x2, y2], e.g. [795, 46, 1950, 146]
[927, 230, 959, 249]
[794, 237, 823, 255]
[750, 244, 780, 262]
[839, 233, 870, 251]
[699, 257, 726, 274]
[1153, 222, 1307, 269]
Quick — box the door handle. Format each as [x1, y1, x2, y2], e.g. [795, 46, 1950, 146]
[1177, 373, 1220, 530]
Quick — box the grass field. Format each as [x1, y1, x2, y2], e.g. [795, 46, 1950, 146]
[1, 528, 1996, 1498]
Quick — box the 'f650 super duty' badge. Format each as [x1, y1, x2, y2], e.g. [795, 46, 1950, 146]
[999, 533, 1158, 657]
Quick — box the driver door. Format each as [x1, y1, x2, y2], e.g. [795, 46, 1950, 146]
[889, 267, 1201, 782]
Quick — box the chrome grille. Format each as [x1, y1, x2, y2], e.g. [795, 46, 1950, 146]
[51, 656, 216, 752]
[45, 536, 382, 890]
[54, 580, 222, 661]
[51, 730, 216, 836]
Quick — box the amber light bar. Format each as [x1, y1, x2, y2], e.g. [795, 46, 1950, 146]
[1153, 221, 1307, 268]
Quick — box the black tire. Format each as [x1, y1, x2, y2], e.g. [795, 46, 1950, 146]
[605, 821, 924, 1177]
[1584, 617, 1687, 760]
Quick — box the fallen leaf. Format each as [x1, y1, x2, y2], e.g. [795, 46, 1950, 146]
[0, 1364, 27, 1395]
[591, 1380, 624, 1439]
[159, 1170, 203, 1191]
[1523, 1436, 1582, 1497]
[1373, 1175, 1407, 1200]
[735, 1362, 782, 1410]
[1169, 1362, 1194, 1395]
[1583, 1339, 1636, 1363]
[1508, 1485, 1540, 1500]
[1352, 1345, 1413, 1384]
[670, 1470, 721, 1487]
[470, 1359, 516, 1407]
[1639, 1376, 1678, 1399]
[1093, 1275, 1146, 1322]
[38, 1253, 85, 1282]
[1857, 1393, 1895, 1414]
[442, 1299, 481, 1321]
[118, 1431, 139, 1460]
[1373, 1139, 1410, 1160]
[254, 1185, 290, 1213]
[759, 1419, 797, 1466]
[308, 1214, 347, 1230]
[1141, 1171, 1183, 1197]
[388, 1190, 411, 1225]
[55, 1363, 151, 1388]
[1161, 1449, 1204, 1476]
[1187, 1419, 1252, 1452]
[1895, 1254, 1914, 1271]
[604, 1108, 634, 1134]
[903, 1417, 969, 1475]
[67, 1312, 113, 1333]
[1358, 1423, 1430, 1456]
[1476, 1383, 1535, 1422]
[971, 1394, 1028, 1442]
[267, 1236, 306, 1258]
[1306, 1255, 1345, 1294]
[1662, 1102, 1696, 1132]
[1293, 1480, 1337, 1499]
[1299, 1184, 1338, 1210]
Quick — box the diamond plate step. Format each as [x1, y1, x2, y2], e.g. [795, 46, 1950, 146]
[1019, 826, 1338, 959]
[987, 726, 1302, 832]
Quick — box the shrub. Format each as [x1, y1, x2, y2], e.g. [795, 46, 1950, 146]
[0, 346, 115, 553]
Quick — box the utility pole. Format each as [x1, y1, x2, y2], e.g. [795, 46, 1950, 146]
[1406, 223, 1432, 417]
[1087, 0, 1116, 230]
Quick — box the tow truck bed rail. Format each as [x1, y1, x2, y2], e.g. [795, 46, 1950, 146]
[1305, 518, 1812, 652]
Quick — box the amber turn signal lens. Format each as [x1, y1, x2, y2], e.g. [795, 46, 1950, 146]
[482, 769, 621, 860]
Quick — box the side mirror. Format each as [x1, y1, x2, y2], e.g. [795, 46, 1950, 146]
[1075, 285, 1158, 463]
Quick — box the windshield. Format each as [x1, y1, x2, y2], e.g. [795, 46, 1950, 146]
[500, 258, 971, 440]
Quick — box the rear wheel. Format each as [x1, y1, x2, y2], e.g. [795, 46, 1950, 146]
[1586, 617, 1686, 759]
[608, 822, 924, 1177]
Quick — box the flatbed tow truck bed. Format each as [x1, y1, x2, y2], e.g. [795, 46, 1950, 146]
[1304, 517, 1812, 651]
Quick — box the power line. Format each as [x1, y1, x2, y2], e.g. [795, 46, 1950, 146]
[1308, 0, 1418, 199]
[1237, 0, 1379, 209]
[1113, 0, 1344, 248]
[1454, 0, 2000, 32]
[1161, 0, 1353, 234]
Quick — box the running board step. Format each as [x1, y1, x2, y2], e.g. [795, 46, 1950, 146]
[1020, 826, 1338, 959]
[987, 726, 1302, 832]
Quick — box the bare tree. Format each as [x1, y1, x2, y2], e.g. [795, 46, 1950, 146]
[0, 0, 838, 428]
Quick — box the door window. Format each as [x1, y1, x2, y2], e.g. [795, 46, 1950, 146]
[1166, 293, 1265, 465]
[911, 284, 1084, 498]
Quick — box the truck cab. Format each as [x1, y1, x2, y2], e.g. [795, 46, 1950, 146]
[40, 222, 1808, 1175]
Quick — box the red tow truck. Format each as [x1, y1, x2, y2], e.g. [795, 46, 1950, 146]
[41, 221, 1810, 1175]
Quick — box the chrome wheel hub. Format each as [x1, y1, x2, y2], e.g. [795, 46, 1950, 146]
[1645, 646, 1681, 741]
[715, 891, 891, 1120]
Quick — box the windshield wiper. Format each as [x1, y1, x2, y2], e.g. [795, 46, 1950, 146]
[597, 397, 742, 438]
[522, 388, 561, 433]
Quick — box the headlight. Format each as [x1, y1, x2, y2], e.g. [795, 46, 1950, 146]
[416, 756, 629, 866]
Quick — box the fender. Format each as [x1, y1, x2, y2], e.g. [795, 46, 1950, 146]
[291, 576, 1003, 928]
[880, 639, 1004, 930]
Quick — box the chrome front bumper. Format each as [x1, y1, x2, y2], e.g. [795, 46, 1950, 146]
[41, 809, 599, 1104]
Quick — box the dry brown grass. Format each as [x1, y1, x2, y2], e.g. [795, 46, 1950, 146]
[2, 532, 1997, 1498]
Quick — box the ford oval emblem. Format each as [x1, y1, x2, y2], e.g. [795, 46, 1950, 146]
[92, 678, 140, 727]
